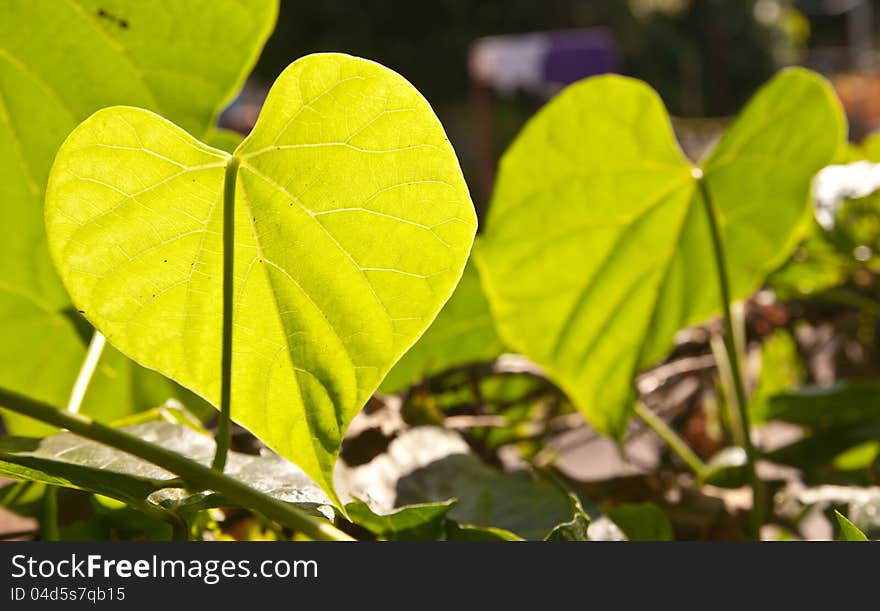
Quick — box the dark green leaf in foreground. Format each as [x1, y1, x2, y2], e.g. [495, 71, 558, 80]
[698, 446, 749, 488]
[476, 69, 844, 437]
[756, 382, 880, 428]
[835, 510, 869, 541]
[762, 383, 880, 471]
[604, 503, 674, 541]
[0, 421, 330, 515]
[768, 419, 880, 470]
[445, 522, 523, 541]
[396, 453, 573, 540]
[544, 492, 591, 541]
[0, 0, 277, 433]
[340, 426, 577, 540]
[345, 498, 456, 540]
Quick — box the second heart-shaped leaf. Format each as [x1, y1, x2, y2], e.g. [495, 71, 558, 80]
[475, 68, 845, 438]
[45, 53, 477, 504]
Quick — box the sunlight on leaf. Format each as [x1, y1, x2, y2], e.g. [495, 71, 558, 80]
[45, 53, 477, 505]
[0, 0, 277, 433]
[476, 69, 844, 437]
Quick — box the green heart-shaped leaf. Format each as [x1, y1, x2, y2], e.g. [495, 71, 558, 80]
[45, 53, 477, 504]
[0, 0, 277, 432]
[476, 68, 844, 437]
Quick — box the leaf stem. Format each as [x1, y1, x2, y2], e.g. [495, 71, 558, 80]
[697, 176, 762, 539]
[212, 156, 240, 473]
[66, 331, 107, 414]
[37, 330, 109, 541]
[709, 333, 744, 446]
[0, 387, 354, 541]
[633, 402, 705, 475]
[40, 487, 60, 541]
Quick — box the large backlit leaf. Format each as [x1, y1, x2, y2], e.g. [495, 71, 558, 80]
[0, 421, 330, 514]
[0, 0, 277, 432]
[45, 54, 477, 504]
[476, 69, 844, 436]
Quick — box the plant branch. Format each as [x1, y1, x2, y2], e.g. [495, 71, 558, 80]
[697, 176, 762, 539]
[0, 387, 354, 541]
[212, 156, 240, 472]
[633, 401, 705, 475]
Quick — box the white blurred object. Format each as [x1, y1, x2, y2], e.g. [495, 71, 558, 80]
[812, 160, 880, 229]
[469, 34, 549, 97]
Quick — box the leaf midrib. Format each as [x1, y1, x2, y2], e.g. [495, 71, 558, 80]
[234, 160, 346, 488]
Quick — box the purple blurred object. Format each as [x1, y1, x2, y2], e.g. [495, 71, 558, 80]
[543, 29, 617, 89]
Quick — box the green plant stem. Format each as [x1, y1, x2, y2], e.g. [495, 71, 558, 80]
[633, 402, 705, 475]
[697, 177, 762, 540]
[66, 331, 107, 414]
[37, 330, 110, 540]
[212, 156, 240, 473]
[40, 487, 60, 541]
[0, 387, 354, 541]
[709, 334, 744, 446]
[170, 516, 189, 541]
